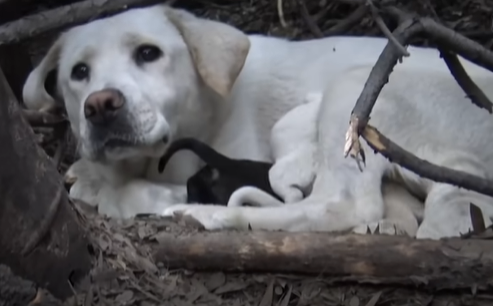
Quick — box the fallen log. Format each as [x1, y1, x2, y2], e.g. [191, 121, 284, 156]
[153, 230, 493, 291]
[0, 67, 91, 300]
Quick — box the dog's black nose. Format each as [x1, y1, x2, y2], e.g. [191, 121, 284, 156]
[84, 88, 125, 125]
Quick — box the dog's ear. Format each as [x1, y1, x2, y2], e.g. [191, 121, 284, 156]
[165, 7, 250, 98]
[22, 35, 65, 112]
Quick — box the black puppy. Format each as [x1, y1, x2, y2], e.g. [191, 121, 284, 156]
[158, 137, 283, 205]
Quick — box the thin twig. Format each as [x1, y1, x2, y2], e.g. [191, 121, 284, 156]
[439, 49, 493, 113]
[53, 122, 70, 169]
[419, 17, 493, 73]
[297, 0, 323, 37]
[277, 0, 288, 28]
[362, 124, 493, 197]
[367, 0, 410, 57]
[22, 109, 67, 127]
[325, 4, 369, 37]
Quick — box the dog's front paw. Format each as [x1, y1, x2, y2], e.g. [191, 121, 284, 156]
[162, 204, 239, 230]
[352, 220, 409, 236]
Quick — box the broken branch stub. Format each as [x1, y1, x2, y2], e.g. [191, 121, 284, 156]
[362, 124, 493, 197]
[344, 9, 493, 197]
[343, 18, 422, 163]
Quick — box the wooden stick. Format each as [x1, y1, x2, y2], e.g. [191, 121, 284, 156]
[0, 0, 167, 45]
[345, 9, 493, 197]
[362, 124, 493, 197]
[153, 230, 493, 291]
[439, 48, 493, 113]
[324, 4, 369, 37]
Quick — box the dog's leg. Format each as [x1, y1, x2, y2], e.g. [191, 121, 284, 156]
[65, 159, 105, 207]
[162, 89, 392, 232]
[268, 146, 317, 203]
[227, 186, 285, 207]
[352, 181, 422, 237]
[97, 179, 188, 219]
[409, 149, 493, 239]
[162, 152, 388, 232]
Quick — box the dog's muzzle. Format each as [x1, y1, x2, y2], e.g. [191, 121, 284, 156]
[84, 88, 138, 148]
[84, 88, 126, 126]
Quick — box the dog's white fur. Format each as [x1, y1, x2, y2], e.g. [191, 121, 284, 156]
[227, 92, 322, 208]
[268, 91, 321, 203]
[23, 4, 493, 239]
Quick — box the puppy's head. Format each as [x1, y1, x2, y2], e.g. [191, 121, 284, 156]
[23, 5, 250, 162]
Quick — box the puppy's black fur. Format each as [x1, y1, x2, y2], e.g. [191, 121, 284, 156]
[158, 137, 283, 205]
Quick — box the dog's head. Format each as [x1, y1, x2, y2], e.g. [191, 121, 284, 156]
[23, 5, 250, 162]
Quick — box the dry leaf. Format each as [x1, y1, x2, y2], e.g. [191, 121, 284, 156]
[274, 285, 283, 295]
[115, 290, 134, 304]
[205, 272, 226, 291]
[187, 278, 210, 303]
[422, 296, 434, 306]
[83, 286, 93, 306]
[349, 295, 360, 306]
[470, 203, 486, 233]
[277, 285, 292, 306]
[259, 279, 275, 306]
[374, 223, 380, 234]
[365, 291, 382, 306]
[215, 281, 249, 294]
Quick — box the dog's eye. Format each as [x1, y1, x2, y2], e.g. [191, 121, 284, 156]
[135, 45, 162, 64]
[71, 63, 90, 81]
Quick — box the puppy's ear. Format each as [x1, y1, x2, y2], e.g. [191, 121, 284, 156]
[165, 7, 250, 98]
[22, 35, 65, 112]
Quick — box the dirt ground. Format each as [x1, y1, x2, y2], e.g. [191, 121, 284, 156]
[20, 0, 493, 305]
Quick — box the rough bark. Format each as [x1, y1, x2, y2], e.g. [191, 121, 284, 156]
[345, 9, 493, 197]
[0, 43, 33, 101]
[0, 67, 91, 300]
[0, 264, 62, 306]
[154, 230, 493, 291]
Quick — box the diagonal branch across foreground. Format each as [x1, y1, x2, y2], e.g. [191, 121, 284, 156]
[345, 8, 493, 197]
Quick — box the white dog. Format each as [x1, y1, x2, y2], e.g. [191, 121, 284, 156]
[226, 91, 322, 208]
[227, 92, 422, 237]
[23, 4, 493, 239]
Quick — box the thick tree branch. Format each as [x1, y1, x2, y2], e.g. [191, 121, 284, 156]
[153, 229, 493, 291]
[344, 18, 422, 165]
[367, 0, 409, 57]
[349, 18, 422, 130]
[419, 17, 493, 73]
[344, 9, 493, 196]
[0, 0, 169, 45]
